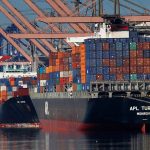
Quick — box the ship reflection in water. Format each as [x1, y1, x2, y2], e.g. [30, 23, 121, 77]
[0, 129, 150, 150]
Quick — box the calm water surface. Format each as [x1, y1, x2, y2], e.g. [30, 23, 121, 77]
[0, 129, 150, 150]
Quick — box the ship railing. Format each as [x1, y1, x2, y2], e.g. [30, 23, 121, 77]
[29, 91, 91, 99]
[90, 81, 150, 93]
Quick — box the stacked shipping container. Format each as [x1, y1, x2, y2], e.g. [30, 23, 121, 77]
[37, 31, 150, 93]
[85, 34, 150, 82]
[0, 77, 37, 101]
[38, 44, 89, 92]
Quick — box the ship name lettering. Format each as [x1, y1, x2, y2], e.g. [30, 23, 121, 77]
[130, 106, 139, 111]
[17, 101, 26, 104]
[137, 112, 150, 116]
[141, 106, 150, 111]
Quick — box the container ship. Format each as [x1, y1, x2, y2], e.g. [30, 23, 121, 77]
[27, 16, 150, 132]
[0, 69, 40, 129]
[1, 16, 150, 132]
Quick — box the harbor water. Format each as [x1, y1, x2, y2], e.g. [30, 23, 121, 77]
[0, 129, 150, 150]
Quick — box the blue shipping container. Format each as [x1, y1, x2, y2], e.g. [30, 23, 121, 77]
[104, 74, 110, 80]
[109, 51, 116, 58]
[103, 51, 110, 59]
[102, 67, 109, 74]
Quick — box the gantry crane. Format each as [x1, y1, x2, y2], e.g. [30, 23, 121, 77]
[0, 0, 149, 69]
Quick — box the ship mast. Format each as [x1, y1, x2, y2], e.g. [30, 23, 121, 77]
[114, 0, 120, 16]
[99, 0, 103, 16]
[30, 41, 37, 72]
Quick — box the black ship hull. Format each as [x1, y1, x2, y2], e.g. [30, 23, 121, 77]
[30, 96, 150, 132]
[0, 96, 40, 128]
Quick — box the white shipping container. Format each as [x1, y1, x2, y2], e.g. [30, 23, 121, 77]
[22, 84, 28, 88]
[60, 71, 72, 77]
[67, 87, 73, 92]
[0, 86, 7, 91]
[18, 81, 23, 86]
[34, 87, 38, 93]
[12, 86, 17, 91]
[40, 80, 47, 86]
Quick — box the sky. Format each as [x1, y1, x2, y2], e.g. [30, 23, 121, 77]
[0, 0, 149, 29]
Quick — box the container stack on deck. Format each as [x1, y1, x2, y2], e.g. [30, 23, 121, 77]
[0, 77, 37, 101]
[37, 31, 150, 93]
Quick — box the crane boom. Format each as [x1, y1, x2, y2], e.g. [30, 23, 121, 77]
[24, 0, 74, 48]
[0, 5, 49, 57]
[2, 0, 57, 52]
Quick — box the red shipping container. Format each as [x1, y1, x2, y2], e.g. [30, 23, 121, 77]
[31, 80, 37, 85]
[122, 59, 129, 66]
[59, 78, 64, 85]
[96, 74, 103, 80]
[72, 57, 80, 62]
[40, 86, 45, 93]
[72, 53, 80, 58]
[59, 58, 64, 64]
[73, 84, 77, 91]
[103, 43, 109, 51]
[116, 74, 123, 80]
[109, 59, 116, 67]
[60, 77, 69, 84]
[130, 51, 137, 58]
[17, 88, 29, 96]
[137, 67, 143, 73]
[9, 77, 15, 81]
[137, 42, 143, 50]
[59, 65, 64, 71]
[56, 85, 61, 92]
[116, 67, 122, 74]
[63, 52, 71, 58]
[110, 67, 116, 74]
[143, 42, 150, 49]
[136, 50, 143, 58]
[60, 85, 65, 92]
[41, 73, 49, 80]
[102, 59, 110, 66]
[59, 65, 69, 71]
[137, 58, 143, 66]
[49, 59, 53, 66]
[143, 59, 150, 66]
[58, 52, 64, 59]
[72, 62, 80, 69]
[55, 66, 59, 72]
[143, 66, 150, 73]
[130, 59, 137, 66]
[50, 59, 56, 66]
[51, 52, 58, 59]
[64, 66, 69, 71]
[62, 58, 69, 65]
[37, 74, 40, 80]
[122, 67, 129, 73]
[130, 67, 137, 73]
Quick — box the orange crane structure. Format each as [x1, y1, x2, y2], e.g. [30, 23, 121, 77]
[0, 0, 149, 67]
